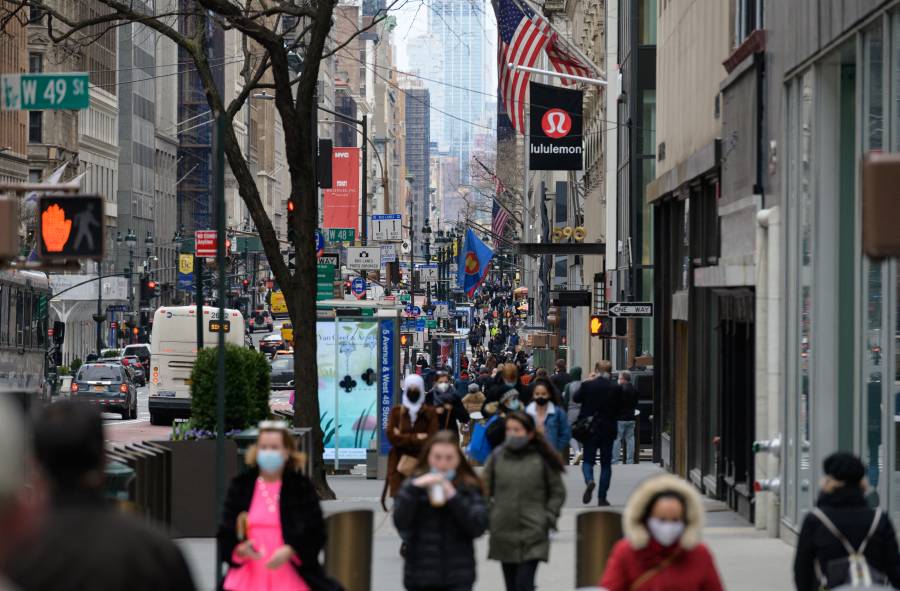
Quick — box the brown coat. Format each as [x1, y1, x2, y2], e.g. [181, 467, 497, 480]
[386, 404, 439, 496]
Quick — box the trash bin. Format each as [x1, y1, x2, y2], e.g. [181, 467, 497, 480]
[576, 510, 623, 588]
[325, 510, 373, 591]
[104, 460, 134, 502]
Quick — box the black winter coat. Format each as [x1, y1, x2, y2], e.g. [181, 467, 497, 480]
[618, 383, 638, 421]
[426, 389, 471, 431]
[393, 479, 489, 589]
[794, 487, 900, 590]
[574, 376, 621, 444]
[10, 492, 195, 591]
[218, 468, 335, 590]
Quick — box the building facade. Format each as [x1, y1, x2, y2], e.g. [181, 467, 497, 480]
[403, 84, 431, 255]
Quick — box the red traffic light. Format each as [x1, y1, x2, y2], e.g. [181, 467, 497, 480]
[147, 280, 157, 289]
[242, 279, 250, 287]
[287, 199, 296, 213]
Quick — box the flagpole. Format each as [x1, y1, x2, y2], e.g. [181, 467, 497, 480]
[523, 85, 532, 325]
[512, 0, 606, 81]
[507, 63, 607, 86]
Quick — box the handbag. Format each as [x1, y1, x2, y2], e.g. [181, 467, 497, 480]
[571, 412, 597, 443]
[396, 454, 419, 476]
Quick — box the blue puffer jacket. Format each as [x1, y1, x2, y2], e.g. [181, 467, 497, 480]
[526, 401, 571, 452]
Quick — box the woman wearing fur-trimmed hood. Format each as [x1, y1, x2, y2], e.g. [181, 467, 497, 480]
[599, 474, 724, 591]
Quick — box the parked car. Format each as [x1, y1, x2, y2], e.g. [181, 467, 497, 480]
[122, 343, 151, 378]
[249, 309, 274, 333]
[119, 356, 147, 387]
[70, 363, 138, 420]
[269, 355, 294, 390]
[259, 334, 285, 356]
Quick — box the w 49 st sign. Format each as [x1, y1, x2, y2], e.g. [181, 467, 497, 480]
[37, 195, 105, 260]
[1, 73, 90, 110]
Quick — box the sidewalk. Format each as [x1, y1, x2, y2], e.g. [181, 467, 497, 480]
[177, 464, 795, 590]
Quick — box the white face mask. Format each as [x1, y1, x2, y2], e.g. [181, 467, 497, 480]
[647, 518, 685, 547]
[436, 382, 450, 393]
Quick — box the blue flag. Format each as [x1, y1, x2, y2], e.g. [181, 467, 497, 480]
[457, 228, 494, 297]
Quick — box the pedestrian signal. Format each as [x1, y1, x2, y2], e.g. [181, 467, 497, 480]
[400, 333, 413, 347]
[37, 195, 105, 259]
[589, 314, 612, 337]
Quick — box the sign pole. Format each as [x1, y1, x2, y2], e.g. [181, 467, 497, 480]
[213, 113, 227, 588]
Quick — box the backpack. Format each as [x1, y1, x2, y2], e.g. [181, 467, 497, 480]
[811, 507, 888, 588]
[467, 414, 499, 463]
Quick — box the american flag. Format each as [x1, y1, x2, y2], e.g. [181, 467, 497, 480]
[492, 199, 511, 238]
[497, 0, 552, 133]
[546, 34, 593, 86]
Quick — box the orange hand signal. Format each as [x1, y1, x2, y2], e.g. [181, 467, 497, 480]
[41, 204, 72, 253]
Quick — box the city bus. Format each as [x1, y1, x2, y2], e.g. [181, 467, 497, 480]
[148, 305, 244, 425]
[270, 290, 288, 317]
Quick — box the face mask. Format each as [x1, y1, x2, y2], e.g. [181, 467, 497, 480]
[534, 397, 550, 406]
[436, 382, 450, 393]
[505, 399, 522, 411]
[504, 380, 517, 388]
[432, 467, 457, 481]
[407, 390, 421, 402]
[257, 449, 286, 474]
[647, 518, 685, 547]
[506, 435, 529, 450]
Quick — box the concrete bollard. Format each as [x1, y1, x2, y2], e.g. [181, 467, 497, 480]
[576, 509, 623, 588]
[324, 509, 373, 591]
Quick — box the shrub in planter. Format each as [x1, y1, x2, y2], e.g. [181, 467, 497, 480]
[190, 345, 271, 432]
[242, 348, 271, 422]
[70, 358, 83, 374]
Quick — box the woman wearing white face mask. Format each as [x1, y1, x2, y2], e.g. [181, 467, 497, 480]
[599, 474, 723, 591]
[218, 421, 333, 591]
[426, 370, 471, 433]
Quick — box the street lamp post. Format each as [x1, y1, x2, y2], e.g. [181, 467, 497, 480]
[423, 222, 432, 308]
[117, 229, 138, 345]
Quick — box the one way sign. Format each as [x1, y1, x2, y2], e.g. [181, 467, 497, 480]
[607, 302, 654, 317]
[346, 247, 380, 271]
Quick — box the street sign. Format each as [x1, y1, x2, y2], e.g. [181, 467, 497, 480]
[195, 230, 217, 258]
[351, 277, 367, 300]
[433, 302, 449, 318]
[314, 230, 324, 257]
[327, 228, 355, 243]
[380, 244, 397, 264]
[416, 263, 438, 282]
[416, 318, 426, 332]
[371, 214, 402, 241]
[316, 264, 335, 301]
[399, 293, 411, 303]
[37, 195, 104, 259]
[607, 302, 654, 317]
[1, 73, 90, 110]
[318, 253, 339, 267]
[346, 246, 380, 271]
[426, 319, 437, 329]
[400, 239, 412, 254]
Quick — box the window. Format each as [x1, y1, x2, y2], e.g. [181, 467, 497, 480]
[28, 53, 42, 73]
[28, 6, 43, 23]
[28, 111, 42, 144]
[639, 0, 657, 45]
[28, 169, 41, 183]
[734, 0, 763, 46]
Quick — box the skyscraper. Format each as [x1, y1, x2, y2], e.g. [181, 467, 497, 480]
[403, 85, 430, 255]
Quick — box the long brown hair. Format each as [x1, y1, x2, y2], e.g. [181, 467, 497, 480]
[413, 431, 482, 489]
[504, 411, 565, 473]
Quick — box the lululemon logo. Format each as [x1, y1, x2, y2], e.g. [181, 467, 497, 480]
[541, 108, 571, 139]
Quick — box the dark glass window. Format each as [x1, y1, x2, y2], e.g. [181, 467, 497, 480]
[28, 112, 42, 144]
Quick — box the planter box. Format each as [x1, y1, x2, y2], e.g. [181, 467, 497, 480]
[155, 439, 238, 537]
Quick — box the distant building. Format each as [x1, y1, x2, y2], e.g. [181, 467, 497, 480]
[403, 85, 430, 255]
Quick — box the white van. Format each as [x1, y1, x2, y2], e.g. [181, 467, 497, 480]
[148, 305, 245, 425]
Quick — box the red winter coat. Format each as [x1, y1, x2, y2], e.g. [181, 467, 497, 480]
[599, 538, 723, 591]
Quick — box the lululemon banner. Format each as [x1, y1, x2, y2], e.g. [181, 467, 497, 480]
[529, 81, 583, 170]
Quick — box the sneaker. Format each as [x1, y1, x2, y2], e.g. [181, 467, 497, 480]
[573, 452, 583, 465]
[598, 497, 611, 507]
[582, 481, 595, 504]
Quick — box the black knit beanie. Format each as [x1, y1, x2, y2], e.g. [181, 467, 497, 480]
[823, 452, 866, 486]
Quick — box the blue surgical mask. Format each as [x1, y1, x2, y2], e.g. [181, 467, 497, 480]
[504, 380, 517, 388]
[257, 449, 286, 474]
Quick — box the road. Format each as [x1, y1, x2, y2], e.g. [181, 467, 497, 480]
[105, 323, 289, 444]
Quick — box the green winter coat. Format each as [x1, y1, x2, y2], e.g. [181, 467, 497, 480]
[484, 443, 566, 563]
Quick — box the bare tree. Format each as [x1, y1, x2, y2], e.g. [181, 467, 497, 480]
[1, 0, 400, 498]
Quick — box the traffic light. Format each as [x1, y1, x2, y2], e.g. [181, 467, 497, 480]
[589, 314, 612, 338]
[400, 333, 413, 347]
[140, 275, 158, 305]
[37, 195, 105, 259]
[287, 198, 297, 243]
[241, 279, 249, 293]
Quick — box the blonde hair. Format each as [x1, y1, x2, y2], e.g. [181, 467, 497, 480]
[245, 428, 307, 473]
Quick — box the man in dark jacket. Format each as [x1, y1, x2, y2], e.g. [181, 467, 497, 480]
[549, 358, 571, 395]
[11, 402, 196, 591]
[612, 370, 638, 465]
[574, 360, 621, 506]
[426, 371, 470, 433]
[794, 452, 900, 590]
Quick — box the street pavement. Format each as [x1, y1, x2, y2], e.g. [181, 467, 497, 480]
[176, 464, 796, 591]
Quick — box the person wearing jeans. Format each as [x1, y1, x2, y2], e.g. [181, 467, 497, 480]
[612, 370, 638, 465]
[573, 361, 622, 506]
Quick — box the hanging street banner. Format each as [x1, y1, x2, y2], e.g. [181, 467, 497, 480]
[529, 81, 583, 171]
[178, 254, 194, 292]
[322, 147, 360, 233]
